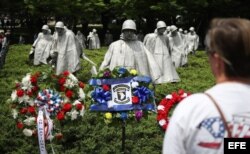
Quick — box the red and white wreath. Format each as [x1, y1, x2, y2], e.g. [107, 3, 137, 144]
[156, 89, 191, 131]
[9, 71, 86, 140]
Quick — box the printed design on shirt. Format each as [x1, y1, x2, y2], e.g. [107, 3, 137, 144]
[228, 112, 250, 138]
[197, 117, 225, 149]
[197, 112, 250, 149]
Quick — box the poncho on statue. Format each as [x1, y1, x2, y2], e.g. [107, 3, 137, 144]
[144, 33, 180, 83]
[75, 31, 86, 49]
[33, 25, 53, 65]
[168, 25, 187, 68]
[51, 22, 81, 75]
[100, 22, 161, 82]
[87, 29, 100, 49]
[186, 27, 199, 54]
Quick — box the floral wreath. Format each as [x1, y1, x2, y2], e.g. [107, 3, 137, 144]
[89, 67, 155, 124]
[8, 71, 86, 141]
[156, 89, 191, 131]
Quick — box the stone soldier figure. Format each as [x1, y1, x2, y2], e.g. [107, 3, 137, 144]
[144, 21, 180, 83]
[31, 25, 53, 65]
[50, 21, 81, 75]
[100, 19, 161, 82]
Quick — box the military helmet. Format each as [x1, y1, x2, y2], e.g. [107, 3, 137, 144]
[189, 27, 195, 31]
[42, 25, 49, 31]
[156, 21, 167, 29]
[122, 19, 136, 31]
[55, 21, 64, 28]
[170, 25, 178, 32]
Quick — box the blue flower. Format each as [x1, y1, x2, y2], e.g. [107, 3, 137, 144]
[118, 67, 126, 75]
[120, 112, 128, 120]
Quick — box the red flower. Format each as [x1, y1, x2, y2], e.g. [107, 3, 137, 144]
[63, 71, 70, 76]
[58, 77, 66, 85]
[57, 111, 65, 120]
[16, 89, 24, 97]
[63, 103, 72, 112]
[132, 96, 139, 104]
[17, 122, 24, 129]
[79, 82, 85, 88]
[76, 103, 83, 110]
[162, 124, 167, 130]
[30, 75, 37, 84]
[32, 86, 39, 92]
[60, 85, 65, 92]
[15, 83, 20, 88]
[28, 106, 36, 114]
[55, 133, 63, 140]
[157, 90, 190, 131]
[20, 108, 28, 114]
[157, 114, 165, 121]
[178, 89, 184, 95]
[102, 84, 110, 91]
[157, 110, 167, 116]
[160, 98, 168, 105]
[26, 90, 33, 97]
[65, 90, 73, 98]
[171, 92, 179, 101]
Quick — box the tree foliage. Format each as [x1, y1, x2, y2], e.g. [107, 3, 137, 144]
[1, 0, 250, 37]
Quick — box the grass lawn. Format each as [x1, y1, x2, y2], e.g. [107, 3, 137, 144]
[0, 44, 215, 153]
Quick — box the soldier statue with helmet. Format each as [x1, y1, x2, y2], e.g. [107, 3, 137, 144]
[100, 19, 161, 82]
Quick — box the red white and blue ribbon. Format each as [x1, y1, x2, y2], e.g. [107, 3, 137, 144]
[37, 110, 47, 154]
[35, 89, 63, 154]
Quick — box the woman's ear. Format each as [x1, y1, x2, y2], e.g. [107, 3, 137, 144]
[214, 53, 225, 69]
[213, 52, 227, 82]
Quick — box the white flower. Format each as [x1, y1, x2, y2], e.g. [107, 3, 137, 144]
[68, 73, 78, 82]
[131, 82, 139, 88]
[64, 79, 76, 88]
[73, 100, 85, 117]
[21, 74, 33, 91]
[27, 99, 35, 106]
[23, 117, 36, 126]
[157, 105, 165, 111]
[12, 109, 18, 119]
[165, 94, 172, 99]
[181, 93, 187, 98]
[80, 107, 85, 117]
[159, 119, 167, 126]
[70, 110, 79, 120]
[18, 95, 30, 103]
[11, 90, 17, 102]
[73, 100, 81, 105]
[23, 128, 33, 137]
[64, 97, 70, 103]
[78, 88, 85, 100]
[47, 135, 54, 141]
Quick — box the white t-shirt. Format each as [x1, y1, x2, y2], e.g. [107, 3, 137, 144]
[163, 82, 250, 154]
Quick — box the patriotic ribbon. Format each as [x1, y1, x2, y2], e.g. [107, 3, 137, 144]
[37, 110, 47, 154]
[91, 87, 111, 104]
[133, 87, 153, 104]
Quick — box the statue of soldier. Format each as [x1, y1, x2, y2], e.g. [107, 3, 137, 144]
[50, 21, 81, 75]
[30, 25, 53, 65]
[100, 19, 161, 82]
[144, 21, 180, 83]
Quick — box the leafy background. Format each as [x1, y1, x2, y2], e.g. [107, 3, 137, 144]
[0, 45, 214, 153]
